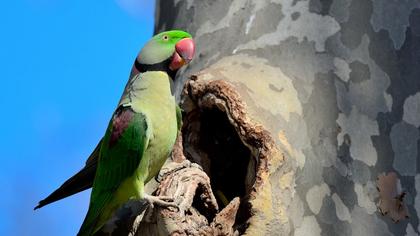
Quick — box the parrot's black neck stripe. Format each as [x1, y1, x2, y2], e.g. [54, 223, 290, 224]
[134, 58, 176, 79]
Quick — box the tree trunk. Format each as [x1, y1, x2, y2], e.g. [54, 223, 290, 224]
[102, 1, 420, 235]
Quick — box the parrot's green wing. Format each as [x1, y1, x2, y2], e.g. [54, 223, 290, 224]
[78, 105, 149, 236]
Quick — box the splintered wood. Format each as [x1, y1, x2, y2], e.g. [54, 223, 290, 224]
[131, 135, 241, 235]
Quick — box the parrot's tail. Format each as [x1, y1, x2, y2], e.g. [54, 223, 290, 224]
[34, 140, 101, 210]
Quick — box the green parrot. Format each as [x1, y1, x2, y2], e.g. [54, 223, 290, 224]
[34, 30, 195, 235]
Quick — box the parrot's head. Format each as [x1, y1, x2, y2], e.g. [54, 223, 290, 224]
[134, 30, 195, 78]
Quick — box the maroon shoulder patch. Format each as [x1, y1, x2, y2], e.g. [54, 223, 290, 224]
[109, 106, 134, 147]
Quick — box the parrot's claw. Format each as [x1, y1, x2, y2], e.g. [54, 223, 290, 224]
[144, 194, 178, 209]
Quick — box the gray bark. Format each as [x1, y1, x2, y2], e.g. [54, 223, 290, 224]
[151, 0, 420, 235]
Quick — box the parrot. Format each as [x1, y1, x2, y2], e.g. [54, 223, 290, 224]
[34, 30, 195, 236]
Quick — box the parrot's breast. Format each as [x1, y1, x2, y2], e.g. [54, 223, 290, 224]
[122, 71, 178, 183]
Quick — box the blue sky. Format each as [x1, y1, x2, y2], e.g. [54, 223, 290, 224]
[0, 0, 154, 235]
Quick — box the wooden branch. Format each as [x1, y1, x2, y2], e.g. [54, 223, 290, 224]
[131, 132, 241, 235]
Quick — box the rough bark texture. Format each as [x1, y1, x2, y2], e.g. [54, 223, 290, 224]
[148, 0, 420, 235]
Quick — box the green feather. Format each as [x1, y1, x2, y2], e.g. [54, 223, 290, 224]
[78, 108, 149, 236]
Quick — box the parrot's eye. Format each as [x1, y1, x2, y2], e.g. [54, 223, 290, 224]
[162, 35, 169, 41]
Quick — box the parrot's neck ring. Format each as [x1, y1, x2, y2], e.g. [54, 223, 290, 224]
[134, 58, 176, 79]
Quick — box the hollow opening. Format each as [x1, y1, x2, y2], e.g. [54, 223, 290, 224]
[183, 107, 256, 233]
[199, 108, 251, 203]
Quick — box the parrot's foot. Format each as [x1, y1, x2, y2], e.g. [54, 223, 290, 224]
[144, 194, 178, 209]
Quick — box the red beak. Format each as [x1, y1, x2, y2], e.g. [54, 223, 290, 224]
[170, 38, 195, 70]
[176, 38, 195, 63]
